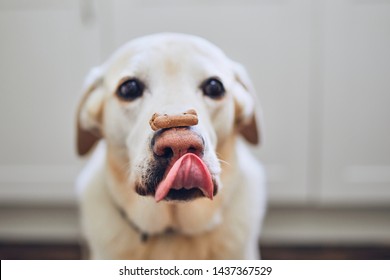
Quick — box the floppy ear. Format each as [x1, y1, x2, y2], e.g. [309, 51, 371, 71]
[76, 67, 105, 156]
[232, 62, 263, 145]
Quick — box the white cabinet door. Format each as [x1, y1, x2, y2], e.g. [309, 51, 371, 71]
[95, 0, 312, 204]
[320, 0, 390, 205]
[0, 0, 100, 205]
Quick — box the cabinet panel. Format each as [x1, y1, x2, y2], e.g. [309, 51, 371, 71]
[0, 0, 100, 204]
[96, 0, 312, 204]
[320, 1, 390, 205]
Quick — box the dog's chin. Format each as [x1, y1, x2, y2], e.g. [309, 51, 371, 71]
[135, 179, 219, 202]
[157, 188, 204, 202]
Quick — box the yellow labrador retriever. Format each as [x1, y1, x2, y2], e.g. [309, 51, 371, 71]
[76, 33, 266, 259]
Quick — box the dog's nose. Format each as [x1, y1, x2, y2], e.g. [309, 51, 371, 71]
[152, 128, 205, 160]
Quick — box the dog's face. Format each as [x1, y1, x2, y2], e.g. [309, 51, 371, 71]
[77, 33, 260, 203]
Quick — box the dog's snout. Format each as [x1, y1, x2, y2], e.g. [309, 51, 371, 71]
[152, 128, 205, 160]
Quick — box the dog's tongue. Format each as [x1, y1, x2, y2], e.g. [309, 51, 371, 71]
[155, 153, 214, 202]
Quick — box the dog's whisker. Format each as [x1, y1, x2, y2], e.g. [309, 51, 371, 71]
[218, 159, 231, 167]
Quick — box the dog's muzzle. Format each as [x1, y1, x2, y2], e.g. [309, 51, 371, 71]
[135, 110, 218, 202]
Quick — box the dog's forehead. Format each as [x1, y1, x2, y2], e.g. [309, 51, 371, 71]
[128, 34, 226, 61]
[105, 34, 231, 79]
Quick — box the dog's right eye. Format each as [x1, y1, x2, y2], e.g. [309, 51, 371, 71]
[116, 78, 144, 101]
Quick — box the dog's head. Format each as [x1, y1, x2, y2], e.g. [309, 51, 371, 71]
[77, 33, 261, 203]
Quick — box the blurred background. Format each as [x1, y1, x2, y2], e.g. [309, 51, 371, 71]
[0, 0, 389, 259]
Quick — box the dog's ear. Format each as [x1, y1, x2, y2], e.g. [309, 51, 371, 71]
[232, 62, 263, 145]
[76, 67, 105, 156]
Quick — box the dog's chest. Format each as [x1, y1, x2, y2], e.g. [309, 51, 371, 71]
[116, 227, 245, 259]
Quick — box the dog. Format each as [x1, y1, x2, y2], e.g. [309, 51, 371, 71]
[76, 33, 266, 259]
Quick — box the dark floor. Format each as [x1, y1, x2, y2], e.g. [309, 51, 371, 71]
[1, 242, 389, 260]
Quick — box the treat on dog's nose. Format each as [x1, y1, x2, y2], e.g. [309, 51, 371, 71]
[149, 109, 198, 131]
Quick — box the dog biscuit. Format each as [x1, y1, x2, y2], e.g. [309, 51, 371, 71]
[149, 109, 198, 131]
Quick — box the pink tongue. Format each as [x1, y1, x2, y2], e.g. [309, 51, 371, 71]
[155, 153, 214, 202]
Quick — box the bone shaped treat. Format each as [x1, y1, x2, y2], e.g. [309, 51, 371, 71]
[149, 109, 198, 131]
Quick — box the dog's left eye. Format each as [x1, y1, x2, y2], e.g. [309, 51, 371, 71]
[201, 78, 225, 99]
[116, 79, 144, 101]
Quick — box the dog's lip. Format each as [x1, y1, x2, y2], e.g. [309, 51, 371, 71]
[154, 153, 214, 202]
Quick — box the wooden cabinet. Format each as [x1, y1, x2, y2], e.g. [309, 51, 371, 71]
[1, 0, 389, 207]
[319, 0, 390, 205]
[0, 0, 100, 205]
